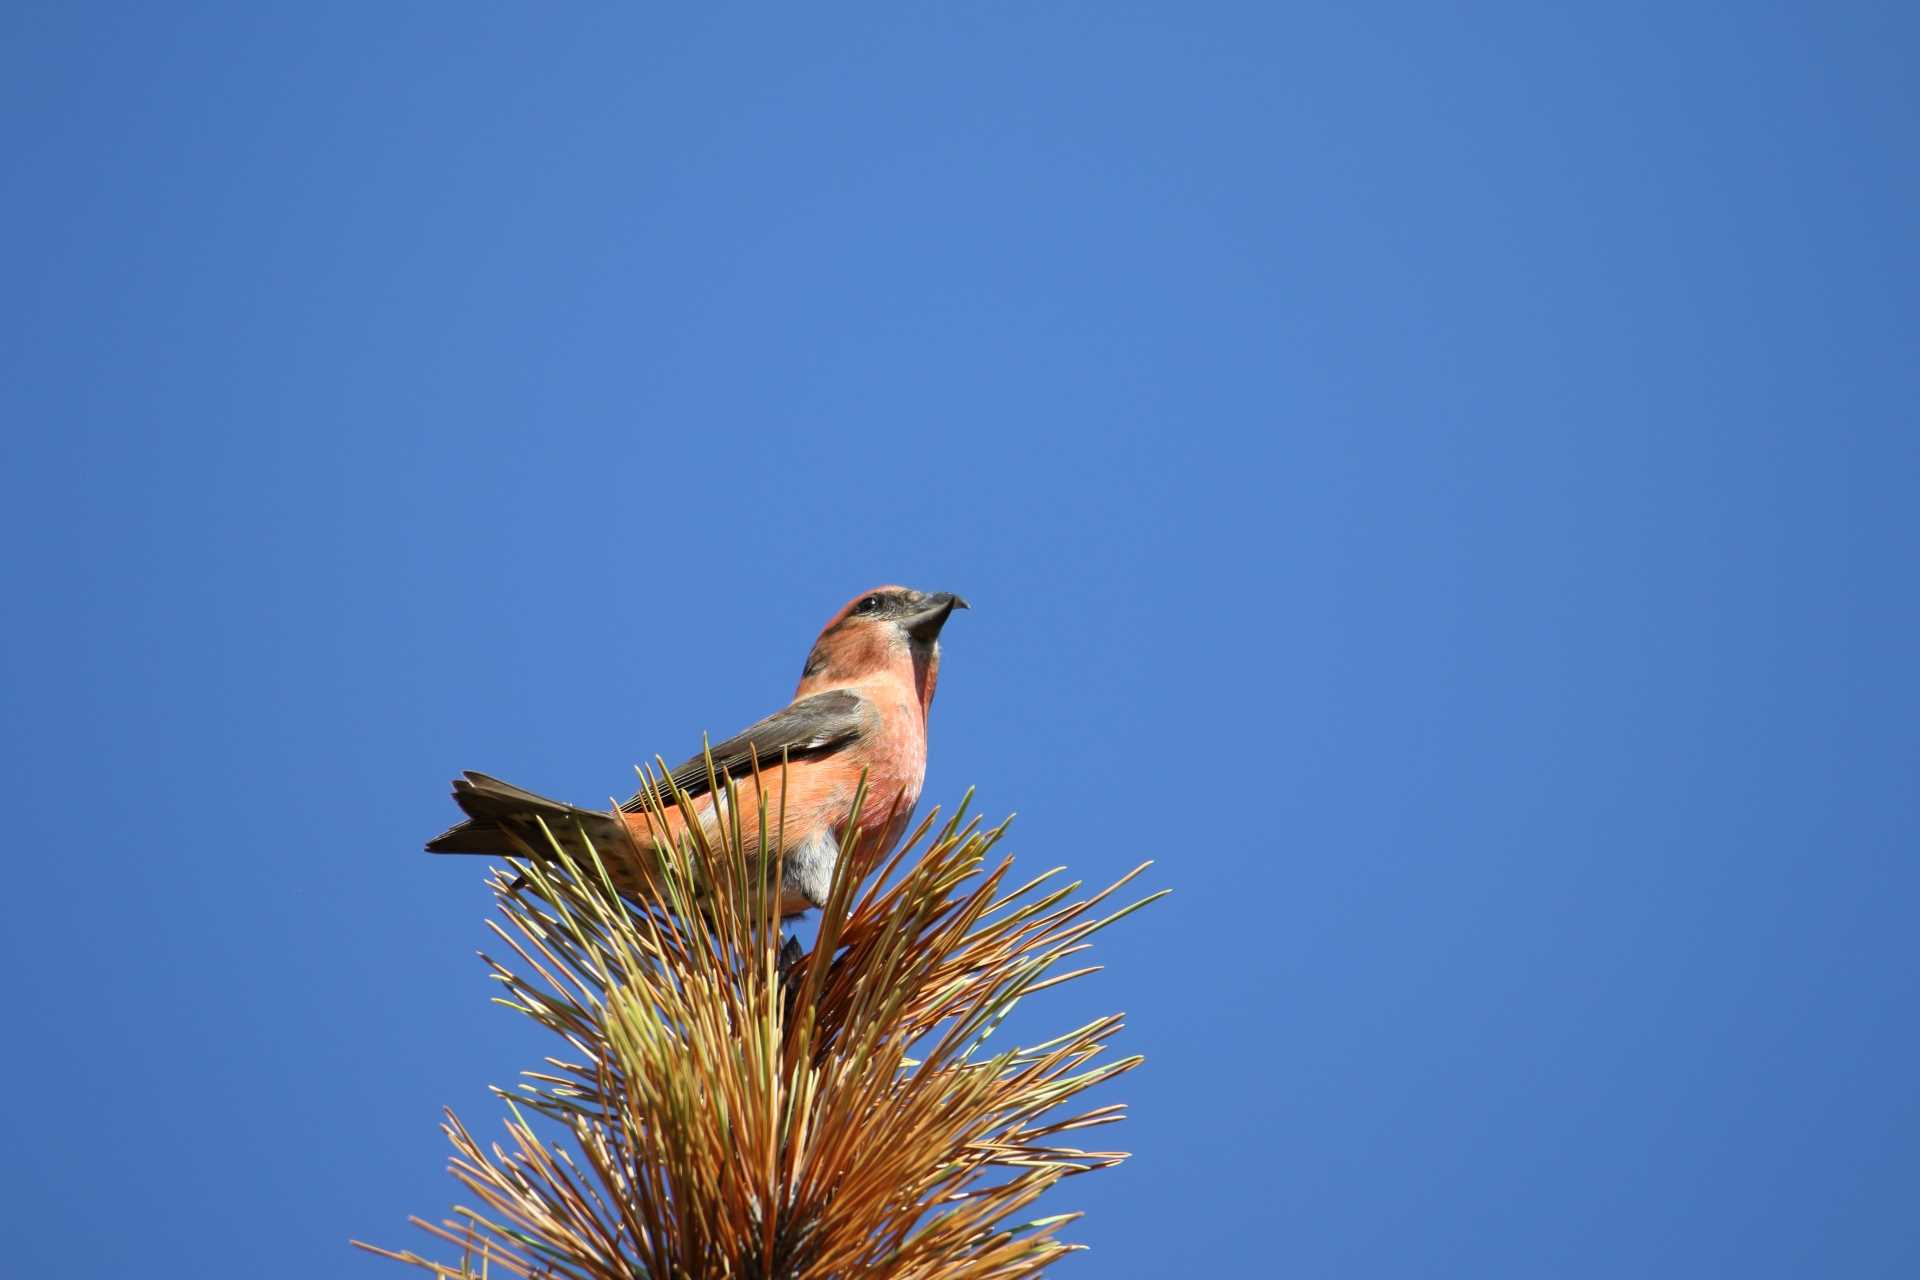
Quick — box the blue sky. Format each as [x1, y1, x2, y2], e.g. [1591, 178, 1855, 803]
[2, 4, 1915, 1275]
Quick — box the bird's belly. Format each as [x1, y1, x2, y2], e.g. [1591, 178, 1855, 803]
[615, 731, 925, 900]
[694, 770, 855, 854]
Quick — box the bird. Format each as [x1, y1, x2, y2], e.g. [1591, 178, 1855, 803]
[426, 586, 968, 916]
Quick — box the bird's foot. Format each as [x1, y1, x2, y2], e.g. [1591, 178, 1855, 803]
[776, 933, 805, 986]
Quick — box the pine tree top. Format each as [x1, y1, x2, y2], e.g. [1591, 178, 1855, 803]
[360, 762, 1163, 1279]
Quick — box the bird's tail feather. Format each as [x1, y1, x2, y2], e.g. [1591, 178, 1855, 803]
[425, 771, 627, 862]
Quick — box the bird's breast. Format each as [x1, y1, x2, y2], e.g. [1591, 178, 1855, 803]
[841, 698, 928, 863]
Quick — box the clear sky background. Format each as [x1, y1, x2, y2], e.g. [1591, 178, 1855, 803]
[2, 5, 1915, 1276]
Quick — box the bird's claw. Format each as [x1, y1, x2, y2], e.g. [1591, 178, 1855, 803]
[777, 933, 805, 985]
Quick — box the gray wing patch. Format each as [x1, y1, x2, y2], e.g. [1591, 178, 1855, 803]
[621, 689, 869, 812]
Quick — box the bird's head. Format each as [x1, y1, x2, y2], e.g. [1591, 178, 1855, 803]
[797, 586, 970, 707]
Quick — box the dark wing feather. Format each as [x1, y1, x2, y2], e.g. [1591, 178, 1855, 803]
[621, 689, 870, 813]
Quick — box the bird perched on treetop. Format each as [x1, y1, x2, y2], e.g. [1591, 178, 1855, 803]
[426, 586, 968, 916]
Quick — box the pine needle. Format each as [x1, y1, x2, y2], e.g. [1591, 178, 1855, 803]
[357, 770, 1159, 1278]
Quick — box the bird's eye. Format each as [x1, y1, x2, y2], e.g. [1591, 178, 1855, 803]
[857, 594, 884, 615]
